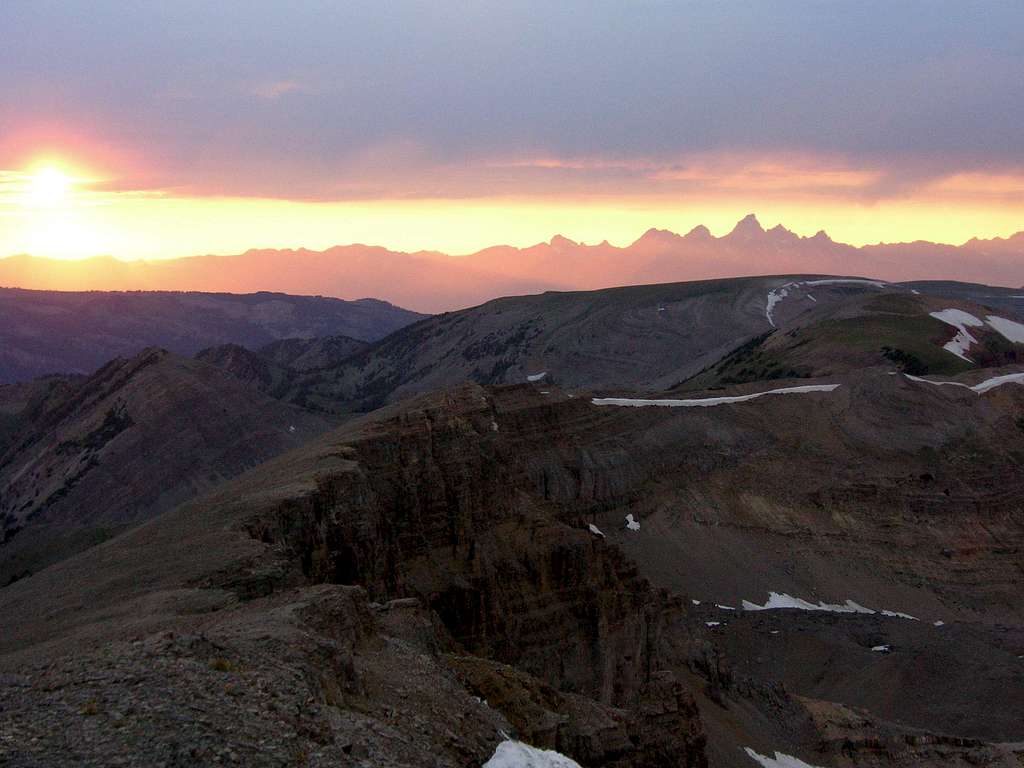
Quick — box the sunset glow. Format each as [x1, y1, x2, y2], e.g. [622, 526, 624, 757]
[0, 2, 1021, 276]
[26, 166, 73, 207]
[1, 153, 1022, 261]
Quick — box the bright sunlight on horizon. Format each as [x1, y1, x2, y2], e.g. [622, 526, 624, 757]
[1, 156, 1022, 263]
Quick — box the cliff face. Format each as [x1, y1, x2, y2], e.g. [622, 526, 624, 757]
[235, 385, 711, 765]
[2, 367, 1023, 766]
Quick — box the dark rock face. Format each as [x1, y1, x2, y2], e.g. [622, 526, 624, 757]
[235, 386, 710, 765]
[452, 657, 707, 768]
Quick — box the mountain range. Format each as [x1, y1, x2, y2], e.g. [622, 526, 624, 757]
[2, 274, 1024, 767]
[3, 214, 1023, 312]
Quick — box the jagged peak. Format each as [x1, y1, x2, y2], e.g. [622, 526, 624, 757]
[685, 224, 713, 239]
[549, 234, 578, 249]
[727, 213, 765, 238]
[766, 223, 799, 241]
[809, 229, 833, 242]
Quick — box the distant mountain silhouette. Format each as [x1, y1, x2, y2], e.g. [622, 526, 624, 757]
[2, 215, 1022, 312]
[0, 288, 424, 383]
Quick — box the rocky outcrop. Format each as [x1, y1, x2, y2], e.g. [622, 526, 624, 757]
[451, 656, 706, 767]
[798, 697, 1024, 767]
[227, 384, 711, 765]
[0, 585, 514, 767]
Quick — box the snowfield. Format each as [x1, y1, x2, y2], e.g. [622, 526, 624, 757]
[741, 591, 918, 620]
[929, 309, 1024, 361]
[484, 740, 583, 768]
[588, 524, 605, 537]
[986, 314, 1024, 343]
[593, 384, 840, 408]
[625, 514, 641, 531]
[929, 308, 984, 361]
[744, 747, 826, 768]
[742, 592, 872, 614]
[526, 371, 548, 382]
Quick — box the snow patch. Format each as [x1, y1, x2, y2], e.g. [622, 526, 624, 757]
[871, 645, 891, 652]
[905, 372, 1024, 395]
[930, 308, 984, 326]
[971, 372, 1024, 393]
[986, 315, 1024, 343]
[930, 309, 985, 362]
[625, 514, 641, 531]
[934, 620, 945, 627]
[880, 609, 918, 620]
[592, 384, 840, 409]
[742, 592, 873, 615]
[744, 747, 826, 768]
[526, 371, 548, 382]
[484, 739, 583, 768]
[806, 294, 817, 302]
[588, 524, 605, 537]
[706, 621, 721, 627]
[716, 604, 736, 611]
[765, 283, 795, 326]
[742, 591, 916, 619]
[491, 421, 500, 432]
[691, 599, 701, 605]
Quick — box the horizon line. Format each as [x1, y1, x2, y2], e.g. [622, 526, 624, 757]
[4, 212, 1023, 264]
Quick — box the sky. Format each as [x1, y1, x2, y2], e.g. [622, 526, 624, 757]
[1, 0, 1022, 260]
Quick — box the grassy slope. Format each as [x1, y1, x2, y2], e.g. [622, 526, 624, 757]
[684, 294, 975, 389]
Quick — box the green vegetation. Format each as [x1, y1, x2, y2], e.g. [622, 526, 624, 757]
[683, 297, 982, 390]
[881, 346, 929, 375]
[972, 330, 1024, 368]
[688, 331, 812, 387]
[802, 313, 973, 376]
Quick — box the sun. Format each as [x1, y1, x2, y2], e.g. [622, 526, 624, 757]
[27, 166, 74, 206]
